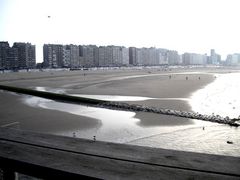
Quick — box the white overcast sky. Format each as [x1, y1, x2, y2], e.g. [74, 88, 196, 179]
[0, 0, 240, 62]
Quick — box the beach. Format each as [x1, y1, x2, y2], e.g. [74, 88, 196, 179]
[0, 67, 240, 156]
[0, 68, 215, 129]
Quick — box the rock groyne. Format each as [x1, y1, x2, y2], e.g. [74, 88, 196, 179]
[0, 84, 239, 127]
[100, 102, 240, 127]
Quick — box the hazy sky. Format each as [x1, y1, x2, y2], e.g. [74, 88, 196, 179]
[1, 0, 240, 62]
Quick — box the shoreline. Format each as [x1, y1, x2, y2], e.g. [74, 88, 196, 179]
[0, 69, 238, 130]
[0, 72, 239, 126]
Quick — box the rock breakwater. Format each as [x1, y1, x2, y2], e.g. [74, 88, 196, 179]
[100, 102, 240, 127]
[0, 84, 239, 127]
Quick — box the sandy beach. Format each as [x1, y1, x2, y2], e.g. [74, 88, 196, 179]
[1, 68, 240, 156]
[0, 68, 220, 132]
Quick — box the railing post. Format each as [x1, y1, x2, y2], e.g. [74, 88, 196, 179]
[0, 168, 16, 180]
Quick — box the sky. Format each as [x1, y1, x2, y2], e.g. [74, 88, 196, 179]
[1, 0, 240, 62]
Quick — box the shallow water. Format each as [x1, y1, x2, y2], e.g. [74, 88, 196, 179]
[23, 77, 240, 157]
[71, 94, 154, 101]
[72, 94, 189, 102]
[24, 94, 193, 143]
[191, 73, 240, 119]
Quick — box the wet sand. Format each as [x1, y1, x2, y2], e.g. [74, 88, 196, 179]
[135, 112, 194, 127]
[0, 91, 101, 134]
[0, 68, 217, 132]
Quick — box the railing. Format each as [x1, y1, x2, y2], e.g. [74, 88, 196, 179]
[0, 127, 240, 180]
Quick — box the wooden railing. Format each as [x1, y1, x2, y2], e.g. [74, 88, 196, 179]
[0, 127, 240, 179]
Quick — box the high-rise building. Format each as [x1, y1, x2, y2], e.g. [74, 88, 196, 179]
[43, 44, 51, 67]
[13, 42, 36, 69]
[43, 44, 63, 68]
[158, 49, 168, 64]
[141, 48, 149, 65]
[28, 44, 36, 68]
[129, 47, 137, 65]
[79, 45, 98, 67]
[105, 46, 113, 66]
[136, 48, 143, 65]
[6, 47, 18, 69]
[112, 46, 122, 66]
[13, 43, 26, 68]
[210, 49, 221, 64]
[226, 53, 240, 65]
[69, 45, 79, 68]
[0, 41, 35, 70]
[62, 45, 71, 67]
[149, 48, 159, 65]
[121, 47, 129, 65]
[0, 41, 10, 69]
[167, 50, 180, 65]
[93, 46, 99, 67]
[98, 46, 105, 67]
[133, 47, 162, 65]
[182, 53, 207, 65]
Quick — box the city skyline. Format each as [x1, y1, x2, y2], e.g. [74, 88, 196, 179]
[1, 0, 240, 62]
[2, 41, 228, 70]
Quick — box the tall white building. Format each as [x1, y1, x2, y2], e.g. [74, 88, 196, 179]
[98, 46, 106, 66]
[210, 49, 221, 64]
[79, 45, 96, 67]
[43, 44, 63, 68]
[182, 53, 207, 65]
[158, 49, 168, 64]
[69, 45, 79, 68]
[167, 50, 180, 65]
[226, 54, 240, 65]
[136, 48, 143, 65]
[112, 46, 122, 66]
[62, 45, 71, 67]
[121, 47, 129, 65]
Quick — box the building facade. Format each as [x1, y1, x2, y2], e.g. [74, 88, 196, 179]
[13, 42, 36, 69]
[69, 45, 80, 68]
[182, 53, 207, 65]
[167, 50, 180, 65]
[62, 45, 71, 67]
[0, 42, 10, 69]
[43, 44, 63, 68]
[6, 47, 18, 69]
[0, 41, 35, 70]
[226, 54, 240, 65]
[79, 45, 98, 67]
[210, 49, 221, 64]
[129, 47, 137, 65]
[121, 47, 129, 65]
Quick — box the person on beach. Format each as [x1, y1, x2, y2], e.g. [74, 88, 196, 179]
[73, 132, 76, 138]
